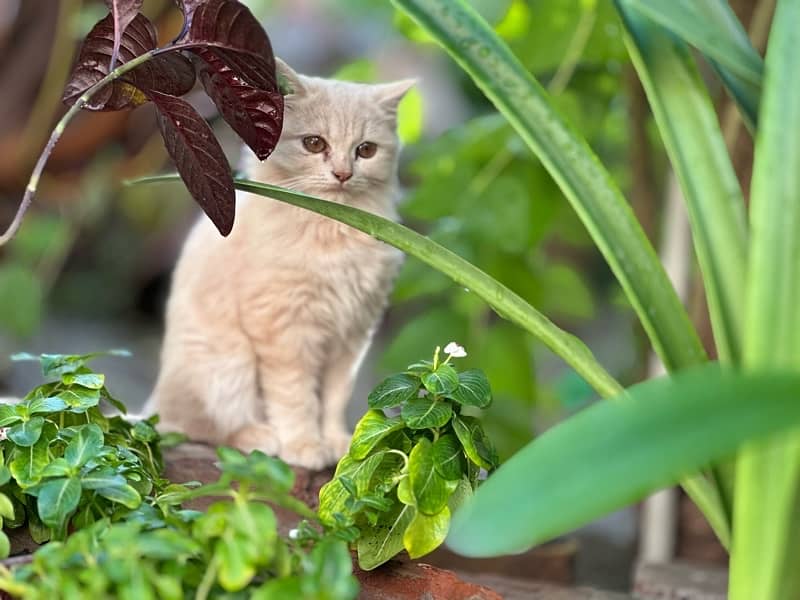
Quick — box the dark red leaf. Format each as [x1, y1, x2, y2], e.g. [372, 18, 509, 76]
[195, 53, 284, 160]
[63, 14, 195, 111]
[103, 0, 143, 70]
[173, 0, 207, 38]
[184, 0, 277, 90]
[149, 90, 235, 236]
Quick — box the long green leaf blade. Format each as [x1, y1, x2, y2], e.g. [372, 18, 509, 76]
[622, 0, 763, 130]
[732, 0, 800, 596]
[615, 5, 748, 366]
[390, 0, 705, 374]
[132, 175, 622, 400]
[446, 366, 800, 557]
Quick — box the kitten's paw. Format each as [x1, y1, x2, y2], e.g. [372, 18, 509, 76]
[279, 438, 329, 470]
[227, 424, 281, 457]
[323, 430, 352, 464]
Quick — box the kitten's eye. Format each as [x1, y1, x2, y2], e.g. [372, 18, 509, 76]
[356, 142, 377, 159]
[302, 136, 327, 153]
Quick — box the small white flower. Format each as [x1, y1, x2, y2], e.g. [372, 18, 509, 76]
[0, 428, 7, 441]
[444, 342, 467, 358]
[288, 528, 300, 540]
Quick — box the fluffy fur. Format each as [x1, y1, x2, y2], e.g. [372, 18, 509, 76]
[146, 60, 411, 469]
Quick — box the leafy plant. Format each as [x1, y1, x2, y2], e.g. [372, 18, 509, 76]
[318, 343, 498, 570]
[0, 351, 169, 546]
[0, 447, 357, 599]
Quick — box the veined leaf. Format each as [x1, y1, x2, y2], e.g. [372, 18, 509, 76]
[408, 438, 451, 515]
[103, 0, 143, 71]
[401, 398, 452, 430]
[732, 1, 800, 597]
[432, 434, 466, 481]
[446, 366, 800, 557]
[318, 452, 391, 526]
[95, 484, 142, 509]
[64, 424, 104, 468]
[348, 410, 405, 460]
[7, 417, 44, 447]
[368, 373, 421, 409]
[404, 505, 450, 559]
[28, 396, 68, 415]
[447, 369, 492, 408]
[452, 415, 497, 471]
[9, 438, 49, 488]
[61, 372, 105, 390]
[356, 502, 415, 570]
[37, 477, 81, 530]
[420, 364, 458, 395]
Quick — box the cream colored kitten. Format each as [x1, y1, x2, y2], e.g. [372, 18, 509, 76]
[146, 60, 411, 469]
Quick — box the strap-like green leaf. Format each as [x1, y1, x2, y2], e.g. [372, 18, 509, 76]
[447, 366, 800, 557]
[619, 0, 763, 130]
[732, 0, 800, 596]
[390, 0, 706, 375]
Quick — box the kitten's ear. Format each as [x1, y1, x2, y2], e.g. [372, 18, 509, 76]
[374, 79, 417, 115]
[275, 57, 307, 96]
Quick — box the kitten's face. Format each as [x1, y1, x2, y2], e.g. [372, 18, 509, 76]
[256, 61, 413, 201]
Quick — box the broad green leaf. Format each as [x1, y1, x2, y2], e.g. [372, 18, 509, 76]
[65, 424, 104, 468]
[446, 366, 800, 557]
[447, 369, 492, 408]
[135, 175, 622, 401]
[318, 453, 390, 526]
[61, 372, 105, 390]
[307, 538, 360, 600]
[131, 420, 158, 443]
[388, 0, 707, 376]
[59, 386, 101, 413]
[368, 373, 420, 409]
[356, 502, 415, 570]
[0, 404, 21, 427]
[452, 415, 497, 471]
[616, 3, 748, 368]
[0, 494, 14, 520]
[397, 475, 414, 506]
[0, 531, 9, 559]
[37, 477, 81, 530]
[216, 535, 255, 591]
[432, 434, 466, 480]
[617, 0, 762, 129]
[448, 476, 473, 514]
[401, 398, 453, 430]
[7, 416, 45, 447]
[420, 364, 459, 395]
[28, 396, 68, 415]
[348, 410, 405, 460]
[404, 505, 450, 559]
[9, 438, 49, 487]
[0, 466, 10, 486]
[40, 458, 74, 479]
[732, 2, 800, 597]
[95, 483, 142, 510]
[408, 438, 451, 515]
[81, 467, 127, 490]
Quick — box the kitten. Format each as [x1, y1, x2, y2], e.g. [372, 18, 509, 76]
[146, 60, 412, 469]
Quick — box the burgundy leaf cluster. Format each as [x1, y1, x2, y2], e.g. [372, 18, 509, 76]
[62, 0, 285, 236]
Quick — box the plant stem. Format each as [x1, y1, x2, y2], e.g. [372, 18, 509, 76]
[0, 49, 157, 247]
[194, 555, 218, 600]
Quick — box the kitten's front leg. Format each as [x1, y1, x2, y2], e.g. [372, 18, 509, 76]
[260, 362, 328, 470]
[321, 339, 371, 464]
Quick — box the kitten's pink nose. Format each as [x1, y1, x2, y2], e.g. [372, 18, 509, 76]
[332, 170, 352, 183]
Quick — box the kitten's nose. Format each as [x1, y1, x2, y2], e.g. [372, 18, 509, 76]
[332, 170, 352, 183]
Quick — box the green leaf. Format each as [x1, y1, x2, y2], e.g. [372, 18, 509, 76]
[387, 0, 707, 376]
[7, 416, 45, 447]
[432, 434, 466, 480]
[731, 2, 800, 597]
[616, 3, 748, 367]
[9, 438, 49, 487]
[37, 477, 81, 530]
[65, 424, 104, 468]
[420, 364, 459, 395]
[59, 386, 101, 413]
[357, 503, 415, 570]
[401, 398, 453, 430]
[368, 373, 421, 409]
[408, 438, 451, 515]
[318, 453, 391, 526]
[0, 531, 9, 559]
[80, 467, 127, 490]
[404, 505, 450, 559]
[40, 458, 74, 478]
[134, 175, 623, 402]
[0, 494, 15, 521]
[348, 410, 405, 460]
[0, 404, 21, 427]
[61, 372, 105, 390]
[131, 420, 158, 443]
[447, 369, 492, 408]
[96, 484, 142, 509]
[0, 466, 10, 486]
[446, 366, 800, 557]
[216, 536, 255, 591]
[307, 538, 360, 600]
[452, 415, 497, 471]
[617, 0, 762, 129]
[28, 396, 68, 415]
